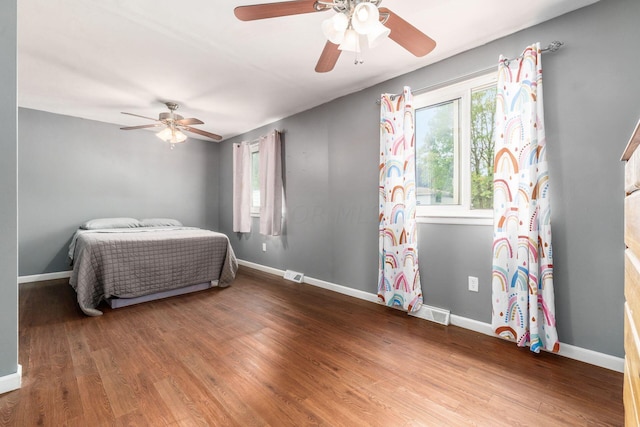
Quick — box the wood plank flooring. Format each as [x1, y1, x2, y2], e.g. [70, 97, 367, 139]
[0, 267, 624, 426]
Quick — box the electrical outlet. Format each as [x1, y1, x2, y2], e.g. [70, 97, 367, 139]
[262, 243, 267, 252]
[468, 276, 479, 292]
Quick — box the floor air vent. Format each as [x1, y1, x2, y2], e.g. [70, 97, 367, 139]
[410, 304, 451, 326]
[283, 270, 304, 283]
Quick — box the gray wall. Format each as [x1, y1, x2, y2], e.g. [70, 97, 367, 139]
[15, 0, 636, 359]
[18, 109, 221, 275]
[219, 0, 639, 358]
[0, 0, 18, 378]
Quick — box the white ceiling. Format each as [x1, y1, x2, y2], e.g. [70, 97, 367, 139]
[18, 0, 598, 142]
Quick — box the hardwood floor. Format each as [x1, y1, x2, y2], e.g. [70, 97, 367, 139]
[0, 267, 623, 426]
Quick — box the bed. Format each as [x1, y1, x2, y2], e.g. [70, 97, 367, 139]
[68, 217, 238, 316]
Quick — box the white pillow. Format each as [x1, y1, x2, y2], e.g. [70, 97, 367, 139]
[140, 218, 183, 227]
[80, 217, 141, 230]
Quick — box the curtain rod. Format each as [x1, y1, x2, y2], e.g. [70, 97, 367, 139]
[502, 40, 563, 66]
[235, 129, 282, 146]
[378, 40, 564, 102]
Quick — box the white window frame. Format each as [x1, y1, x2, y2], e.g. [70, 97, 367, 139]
[414, 72, 497, 225]
[249, 141, 260, 217]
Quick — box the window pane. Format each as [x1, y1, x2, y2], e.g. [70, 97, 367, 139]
[251, 150, 260, 210]
[415, 99, 459, 206]
[470, 85, 497, 210]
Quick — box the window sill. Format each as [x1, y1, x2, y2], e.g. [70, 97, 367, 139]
[416, 215, 493, 226]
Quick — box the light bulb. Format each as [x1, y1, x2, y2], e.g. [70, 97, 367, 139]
[157, 127, 187, 144]
[171, 129, 187, 143]
[366, 21, 390, 48]
[332, 13, 348, 31]
[156, 127, 173, 141]
[338, 29, 361, 52]
[351, 2, 379, 35]
[356, 6, 369, 22]
[322, 13, 348, 44]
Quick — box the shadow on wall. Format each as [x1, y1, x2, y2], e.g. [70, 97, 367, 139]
[45, 239, 74, 274]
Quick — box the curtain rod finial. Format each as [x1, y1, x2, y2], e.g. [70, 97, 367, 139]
[547, 41, 563, 52]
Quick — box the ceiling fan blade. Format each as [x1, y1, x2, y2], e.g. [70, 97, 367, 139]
[120, 124, 163, 130]
[315, 41, 341, 73]
[234, 0, 324, 21]
[181, 126, 223, 141]
[379, 8, 436, 57]
[176, 118, 204, 126]
[121, 112, 160, 122]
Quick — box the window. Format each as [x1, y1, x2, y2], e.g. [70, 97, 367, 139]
[250, 142, 260, 216]
[414, 73, 497, 224]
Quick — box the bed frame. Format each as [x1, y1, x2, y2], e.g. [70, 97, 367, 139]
[106, 281, 215, 309]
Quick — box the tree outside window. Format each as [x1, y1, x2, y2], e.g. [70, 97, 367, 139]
[470, 85, 496, 210]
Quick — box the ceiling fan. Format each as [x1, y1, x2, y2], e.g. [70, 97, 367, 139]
[234, 0, 436, 73]
[120, 102, 222, 145]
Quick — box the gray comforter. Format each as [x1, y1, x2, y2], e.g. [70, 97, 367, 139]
[69, 227, 238, 316]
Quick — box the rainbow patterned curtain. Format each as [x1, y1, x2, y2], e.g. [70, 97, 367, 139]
[492, 43, 559, 353]
[378, 87, 423, 313]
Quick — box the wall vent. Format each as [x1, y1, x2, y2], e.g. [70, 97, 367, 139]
[410, 304, 451, 326]
[283, 270, 304, 283]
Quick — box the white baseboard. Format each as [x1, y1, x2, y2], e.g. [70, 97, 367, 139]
[238, 259, 379, 303]
[450, 313, 495, 335]
[449, 314, 624, 372]
[0, 365, 21, 395]
[555, 342, 624, 373]
[237, 259, 285, 277]
[238, 259, 625, 373]
[303, 276, 380, 303]
[18, 270, 71, 284]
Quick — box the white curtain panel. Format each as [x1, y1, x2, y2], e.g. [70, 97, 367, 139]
[259, 130, 283, 236]
[491, 43, 559, 353]
[232, 142, 251, 233]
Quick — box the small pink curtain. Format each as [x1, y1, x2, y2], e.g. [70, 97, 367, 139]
[378, 87, 423, 312]
[232, 142, 251, 233]
[491, 43, 559, 353]
[259, 130, 283, 236]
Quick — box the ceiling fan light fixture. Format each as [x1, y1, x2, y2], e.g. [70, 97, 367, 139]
[351, 2, 380, 35]
[322, 13, 348, 44]
[156, 127, 173, 142]
[366, 20, 391, 48]
[171, 129, 188, 143]
[156, 127, 187, 144]
[235, 0, 436, 73]
[338, 29, 361, 52]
